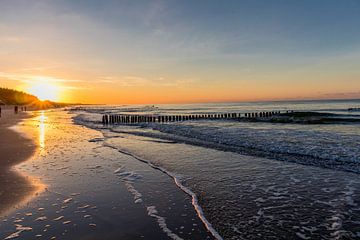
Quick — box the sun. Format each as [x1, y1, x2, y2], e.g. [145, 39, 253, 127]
[27, 83, 60, 101]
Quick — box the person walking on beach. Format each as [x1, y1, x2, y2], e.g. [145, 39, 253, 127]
[14, 106, 18, 114]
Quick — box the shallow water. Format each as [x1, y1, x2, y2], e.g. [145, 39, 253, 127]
[103, 132, 360, 239]
[73, 99, 360, 239]
[0, 110, 212, 239]
[2, 100, 360, 239]
[76, 100, 360, 172]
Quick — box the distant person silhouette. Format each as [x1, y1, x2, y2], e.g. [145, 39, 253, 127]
[14, 106, 18, 114]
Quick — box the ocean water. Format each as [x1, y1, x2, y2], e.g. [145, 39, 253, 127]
[73, 99, 360, 239]
[0, 110, 213, 240]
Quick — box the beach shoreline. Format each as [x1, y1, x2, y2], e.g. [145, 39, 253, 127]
[0, 109, 215, 239]
[0, 110, 40, 217]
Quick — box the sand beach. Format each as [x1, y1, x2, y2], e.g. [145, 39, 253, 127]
[0, 109, 214, 239]
[0, 108, 41, 217]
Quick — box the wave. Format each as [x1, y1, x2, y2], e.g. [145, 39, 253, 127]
[73, 111, 360, 174]
[103, 143, 223, 240]
[72, 108, 360, 239]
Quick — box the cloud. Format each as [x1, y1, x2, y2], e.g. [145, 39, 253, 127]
[18, 66, 59, 72]
[0, 72, 82, 84]
[91, 74, 197, 88]
[97, 76, 116, 83]
[154, 77, 196, 87]
[321, 91, 360, 99]
[0, 36, 23, 43]
[119, 76, 150, 87]
[96, 74, 197, 87]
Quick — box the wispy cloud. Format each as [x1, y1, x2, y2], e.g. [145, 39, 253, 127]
[153, 77, 196, 87]
[0, 36, 23, 43]
[322, 91, 360, 99]
[97, 76, 116, 84]
[0, 72, 82, 84]
[103, 75, 198, 87]
[119, 76, 150, 87]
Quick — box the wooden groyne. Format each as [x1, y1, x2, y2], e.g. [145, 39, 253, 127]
[101, 111, 293, 125]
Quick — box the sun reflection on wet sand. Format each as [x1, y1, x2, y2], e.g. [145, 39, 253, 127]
[38, 111, 46, 150]
[0, 168, 46, 218]
[0, 112, 47, 217]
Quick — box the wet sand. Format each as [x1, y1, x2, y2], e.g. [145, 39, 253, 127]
[0, 110, 214, 239]
[0, 109, 38, 216]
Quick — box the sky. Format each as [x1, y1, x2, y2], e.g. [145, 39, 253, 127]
[0, 0, 360, 104]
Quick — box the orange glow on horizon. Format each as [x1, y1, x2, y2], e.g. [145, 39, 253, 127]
[4, 73, 358, 104]
[27, 83, 61, 101]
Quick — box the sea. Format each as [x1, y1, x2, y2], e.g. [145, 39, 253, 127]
[73, 99, 360, 239]
[1, 99, 360, 240]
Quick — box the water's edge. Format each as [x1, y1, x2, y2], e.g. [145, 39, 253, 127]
[73, 115, 223, 240]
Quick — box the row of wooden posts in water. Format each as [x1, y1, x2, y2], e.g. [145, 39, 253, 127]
[102, 111, 290, 125]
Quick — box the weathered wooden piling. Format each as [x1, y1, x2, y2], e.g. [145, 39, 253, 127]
[102, 110, 288, 126]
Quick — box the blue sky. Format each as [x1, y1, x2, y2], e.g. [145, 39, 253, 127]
[0, 0, 359, 103]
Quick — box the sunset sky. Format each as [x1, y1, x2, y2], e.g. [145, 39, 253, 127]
[1, 0, 360, 104]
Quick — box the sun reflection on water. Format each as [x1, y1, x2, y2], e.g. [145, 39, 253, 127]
[39, 111, 47, 150]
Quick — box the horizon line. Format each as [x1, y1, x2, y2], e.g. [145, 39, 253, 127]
[77, 97, 360, 106]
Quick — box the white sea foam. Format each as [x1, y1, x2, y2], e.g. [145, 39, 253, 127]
[4, 224, 33, 240]
[63, 198, 73, 204]
[146, 206, 184, 240]
[73, 104, 360, 239]
[108, 144, 223, 240]
[124, 181, 143, 204]
[115, 171, 142, 182]
[53, 216, 64, 221]
[35, 216, 47, 221]
[112, 167, 185, 238]
[114, 166, 123, 173]
[73, 105, 360, 172]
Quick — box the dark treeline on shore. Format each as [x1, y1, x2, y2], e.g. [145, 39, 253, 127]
[0, 87, 77, 110]
[0, 87, 38, 105]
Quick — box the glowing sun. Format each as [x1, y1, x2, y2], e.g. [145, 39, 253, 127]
[27, 83, 60, 101]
